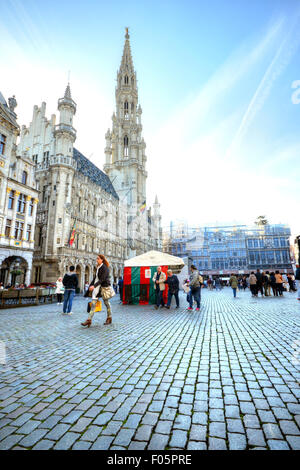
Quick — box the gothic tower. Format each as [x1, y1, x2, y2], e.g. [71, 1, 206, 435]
[104, 28, 147, 210]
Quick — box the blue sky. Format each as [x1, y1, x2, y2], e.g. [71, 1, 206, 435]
[1, 0, 300, 237]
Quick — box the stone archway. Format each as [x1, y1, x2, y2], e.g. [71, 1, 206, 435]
[84, 266, 90, 285]
[0, 256, 29, 287]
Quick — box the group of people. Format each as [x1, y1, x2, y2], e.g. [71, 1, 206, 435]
[55, 254, 113, 327]
[228, 267, 300, 299]
[152, 264, 203, 311]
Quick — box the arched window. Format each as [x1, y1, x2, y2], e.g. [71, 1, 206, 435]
[124, 75, 129, 85]
[22, 171, 27, 185]
[124, 101, 129, 119]
[124, 135, 129, 157]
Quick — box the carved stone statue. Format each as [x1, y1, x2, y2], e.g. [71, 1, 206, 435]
[8, 95, 17, 113]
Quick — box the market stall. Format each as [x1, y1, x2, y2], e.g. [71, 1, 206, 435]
[122, 250, 185, 305]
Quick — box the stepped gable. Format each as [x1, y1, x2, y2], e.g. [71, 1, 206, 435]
[73, 148, 119, 200]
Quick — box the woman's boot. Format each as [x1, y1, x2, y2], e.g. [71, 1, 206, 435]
[81, 318, 92, 327]
[103, 317, 112, 325]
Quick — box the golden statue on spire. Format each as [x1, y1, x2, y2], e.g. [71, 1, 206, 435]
[125, 27, 129, 38]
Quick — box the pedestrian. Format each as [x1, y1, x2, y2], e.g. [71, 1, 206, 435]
[62, 266, 78, 315]
[118, 276, 124, 303]
[295, 265, 300, 301]
[249, 272, 257, 297]
[207, 278, 213, 291]
[182, 279, 191, 304]
[282, 273, 289, 292]
[270, 272, 277, 296]
[229, 273, 238, 298]
[215, 276, 222, 291]
[255, 269, 264, 297]
[81, 254, 113, 327]
[152, 266, 166, 309]
[242, 276, 247, 291]
[84, 282, 89, 295]
[264, 271, 271, 296]
[165, 269, 180, 309]
[287, 273, 296, 292]
[113, 280, 118, 294]
[275, 271, 283, 296]
[188, 265, 201, 311]
[55, 276, 64, 305]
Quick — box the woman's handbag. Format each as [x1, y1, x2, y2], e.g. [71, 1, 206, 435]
[87, 300, 102, 313]
[100, 286, 116, 300]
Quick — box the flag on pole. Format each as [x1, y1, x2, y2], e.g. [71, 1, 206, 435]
[139, 200, 146, 214]
[69, 221, 76, 246]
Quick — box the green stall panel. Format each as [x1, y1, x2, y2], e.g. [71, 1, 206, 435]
[149, 266, 158, 304]
[131, 267, 141, 305]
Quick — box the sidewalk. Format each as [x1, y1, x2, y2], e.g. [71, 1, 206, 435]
[0, 288, 299, 450]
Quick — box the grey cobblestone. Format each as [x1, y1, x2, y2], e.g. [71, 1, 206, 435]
[0, 291, 299, 450]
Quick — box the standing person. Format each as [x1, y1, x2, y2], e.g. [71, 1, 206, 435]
[282, 273, 289, 292]
[275, 271, 283, 296]
[262, 271, 269, 296]
[55, 277, 64, 305]
[249, 272, 257, 297]
[215, 276, 222, 291]
[62, 266, 78, 315]
[229, 273, 238, 298]
[165, 269, 180, 309]
[255, 269, 264, 297]
[84, 282, 89, 296]
[152, 266, 166, 309]
[118, 276, 124, 304]
[81, 254, 113, 327]
[207, 278, 212, 291]
[182, 279, 191, 304]
[264, 271, 271, 296]
[295, 265, 300, 301]
[287, 273, 296, 292]
[188, 265, 201, 311]
[270, 272, 277, 296]
[113, 279, 118, 294]
[242, 276, 248, 291]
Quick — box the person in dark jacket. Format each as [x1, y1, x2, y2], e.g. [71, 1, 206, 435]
[118, 277, 124, 304]
[165, 269, 179, 309]
[62, 266, 78, 315]
[295, 265, 300, 301]
[255, 269, 264, 297]
[81, 254, 112, 327]
[269, 272, 277, 296]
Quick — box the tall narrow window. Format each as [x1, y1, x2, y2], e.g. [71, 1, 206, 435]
[28, 198, 34, 216]
[42, 186, 46, 203]
[124, 75, 129, 85]
[8, 190, 15, 210]
[17, 194, 26, 213]
[14, 221, 24, 240]
[26, 224, 31, 241]
[124, 135, 129, 157]
[124, 101, 129, 119]
[22, 171, 27, 185]
[5, 219, 12, 237]
[0, 134, 6, 154]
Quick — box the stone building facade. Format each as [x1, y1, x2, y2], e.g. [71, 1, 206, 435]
[0, 92, 39, 286]
[17, 30, 161, 290]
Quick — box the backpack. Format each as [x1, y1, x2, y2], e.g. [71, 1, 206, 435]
[198, 275, 203, 285]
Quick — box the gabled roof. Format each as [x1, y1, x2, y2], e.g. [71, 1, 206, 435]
[73, 148, 119, 200]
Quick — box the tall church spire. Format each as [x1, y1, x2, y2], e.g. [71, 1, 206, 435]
[104, 29, 147, 208]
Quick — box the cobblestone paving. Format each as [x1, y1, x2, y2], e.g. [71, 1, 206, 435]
[0, 288, 299, 450]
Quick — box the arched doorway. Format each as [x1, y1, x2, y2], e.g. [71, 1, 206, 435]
[85, 266, 90, 284]
[0, 256, 28, 287]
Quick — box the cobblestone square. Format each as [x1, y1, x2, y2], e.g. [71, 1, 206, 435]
[0, 289, 299, 450]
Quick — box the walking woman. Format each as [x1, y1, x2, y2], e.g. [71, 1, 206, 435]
[81, 254, 112, 327]
[275, 271, 283, 296]
[55, 277, 64, 305]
